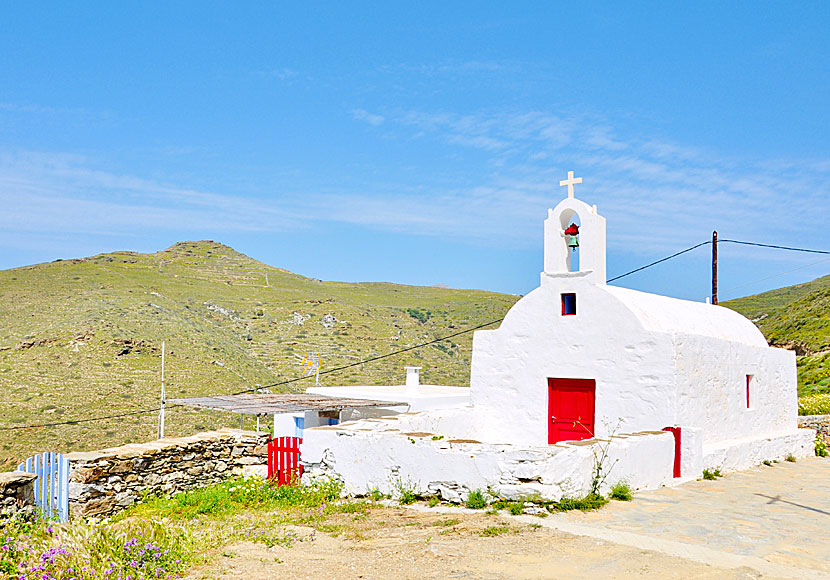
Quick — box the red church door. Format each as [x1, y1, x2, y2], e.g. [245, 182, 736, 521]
[548, 378, 596, 444]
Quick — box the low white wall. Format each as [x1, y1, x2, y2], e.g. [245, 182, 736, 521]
[301, 418, 676, 502]
[702, 428, 815, 472]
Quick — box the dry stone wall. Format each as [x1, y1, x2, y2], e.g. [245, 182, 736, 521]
[0, 471, 37, 518]
[799, 415, 830, 440]
[66, 428, 270, 519]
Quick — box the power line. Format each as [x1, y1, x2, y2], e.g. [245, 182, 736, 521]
[719, 239, 830, 255]
[606, 240, 711, 283]
[231, 318, 507, 395]
[0, 407, 167, 431]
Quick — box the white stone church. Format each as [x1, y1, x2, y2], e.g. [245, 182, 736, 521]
[301, 174, 814, 501]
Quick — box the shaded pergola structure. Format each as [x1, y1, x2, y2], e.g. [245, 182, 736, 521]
[169, 393, 407, 432]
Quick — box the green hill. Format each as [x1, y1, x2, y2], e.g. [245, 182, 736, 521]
[723, 274, 830, 397]
[0, 241, 518, 468]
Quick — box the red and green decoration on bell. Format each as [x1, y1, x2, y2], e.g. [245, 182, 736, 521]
[564, 223, 579, 250]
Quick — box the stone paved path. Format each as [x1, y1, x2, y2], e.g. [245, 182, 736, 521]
[532, 457, 830, 579]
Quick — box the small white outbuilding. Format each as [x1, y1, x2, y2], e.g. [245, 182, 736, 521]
[302, 176, 814, 500]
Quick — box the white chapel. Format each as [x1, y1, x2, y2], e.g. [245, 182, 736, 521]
[301, 173, 814, 500]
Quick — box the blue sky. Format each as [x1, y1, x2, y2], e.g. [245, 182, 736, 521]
[1, 3, 828, 301]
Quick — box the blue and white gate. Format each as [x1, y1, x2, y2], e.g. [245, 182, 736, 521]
[17, 452, 69, 522]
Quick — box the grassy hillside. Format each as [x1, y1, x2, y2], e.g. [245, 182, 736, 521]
[723, 274, 830, 397]
[0, 241, 518, 468]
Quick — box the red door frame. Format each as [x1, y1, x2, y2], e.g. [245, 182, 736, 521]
[548, 378, 596, 444]
[662, 427, 682, 478]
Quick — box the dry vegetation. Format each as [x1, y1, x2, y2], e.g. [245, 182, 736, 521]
[0, 241, 517, 468]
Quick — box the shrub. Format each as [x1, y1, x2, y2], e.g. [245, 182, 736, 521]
[816, 433, 830, 457]
[465, 489, 487, 509]
[393, 478, 419, 505]
[405, 308, 431, 323]
[609, 481, 633, 501]
[798, 393, 830, 416]
[785, 454, 797, 463]
[507, 502, 524, 516]
[702, 468, 722, 480]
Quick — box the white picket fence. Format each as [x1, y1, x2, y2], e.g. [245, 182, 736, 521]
[17, 452, 69, 522]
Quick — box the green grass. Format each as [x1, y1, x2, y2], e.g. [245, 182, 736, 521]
[490, 493, 608, 514]
[702, 468, 722, 480]
[479, 525, 511, 537]
[0, 240, 517, 468]
[465, 489, 487, 509]
[128, 475, 343, 520]
[550, 494, 608, 512]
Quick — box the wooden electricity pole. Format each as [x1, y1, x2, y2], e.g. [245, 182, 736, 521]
[711, 231, 718, 305]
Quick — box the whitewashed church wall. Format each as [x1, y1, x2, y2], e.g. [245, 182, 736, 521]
[301, 423, 675, 502]
[673, 334, 798, 444]
[469, 280, 676, 445]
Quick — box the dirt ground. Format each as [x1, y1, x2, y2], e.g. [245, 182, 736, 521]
[185, 506, 781, 580]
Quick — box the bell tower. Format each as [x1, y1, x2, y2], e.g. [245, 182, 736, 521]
[543, 171, 606, 285]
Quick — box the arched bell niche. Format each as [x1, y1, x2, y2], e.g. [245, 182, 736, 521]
[560, 212, 581, 272]
[544, 195, 607, 285]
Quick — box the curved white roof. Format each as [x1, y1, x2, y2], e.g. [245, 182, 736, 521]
[604, 285, 768, 347]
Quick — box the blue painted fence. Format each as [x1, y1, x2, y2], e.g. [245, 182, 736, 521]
[17, 452, 69, 522]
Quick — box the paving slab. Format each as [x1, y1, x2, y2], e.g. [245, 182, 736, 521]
[538, 457, 830, 578]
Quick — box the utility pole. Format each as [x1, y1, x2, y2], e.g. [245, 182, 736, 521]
[158, 341, 166, 438]
[712, 231, 718, 305]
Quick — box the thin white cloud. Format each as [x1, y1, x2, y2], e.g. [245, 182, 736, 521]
[351, 108, 385, 126]
[0, 105, 827, 263]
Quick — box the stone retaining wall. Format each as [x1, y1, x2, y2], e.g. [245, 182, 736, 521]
[66, 428, 270, 519]
[799, 415, 830, 440]
[0, 471, 37, 518]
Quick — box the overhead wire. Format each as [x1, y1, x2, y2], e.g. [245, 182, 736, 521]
[719, 239, 830, 255]
[605, 240, 711, 283]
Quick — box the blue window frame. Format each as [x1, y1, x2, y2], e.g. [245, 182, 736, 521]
[561, 293, 576, 316]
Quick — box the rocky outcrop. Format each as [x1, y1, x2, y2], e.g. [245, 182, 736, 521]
[66, 429, 270, 519]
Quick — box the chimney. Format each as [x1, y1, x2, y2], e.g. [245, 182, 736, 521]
[405, 366, 421, 395]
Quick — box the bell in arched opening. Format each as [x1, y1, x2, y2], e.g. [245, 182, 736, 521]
[564, 223, 580, 251]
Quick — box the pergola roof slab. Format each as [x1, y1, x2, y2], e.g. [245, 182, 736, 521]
[168, 393, 407, 415]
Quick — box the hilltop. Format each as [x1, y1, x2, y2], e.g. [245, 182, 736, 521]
[723, 274, 830, 396]
[0, 241, 517, 467]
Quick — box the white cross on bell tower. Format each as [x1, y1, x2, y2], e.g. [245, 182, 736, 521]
[559, 171, 582, 198]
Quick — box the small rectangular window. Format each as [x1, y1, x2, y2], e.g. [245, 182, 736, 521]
[561, 293, 576, 316]
[746, 375, 753, 409]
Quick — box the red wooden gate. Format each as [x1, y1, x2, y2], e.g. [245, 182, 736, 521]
[268, 437, 303, 485]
